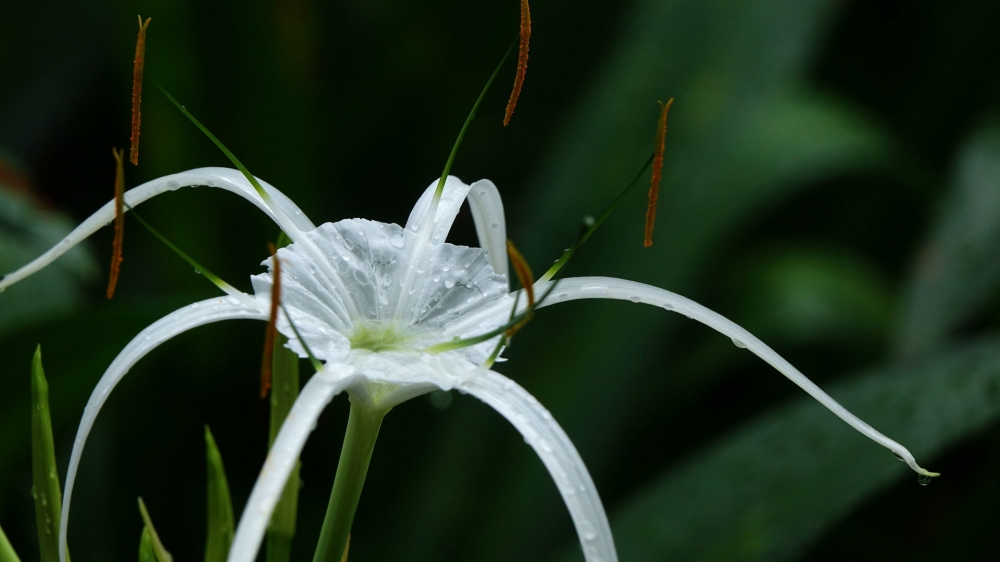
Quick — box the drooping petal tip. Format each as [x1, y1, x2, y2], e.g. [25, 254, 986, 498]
[106, 147, 126, 299]
[130, 16, 151, 166]
[503, 0, 531, 126]
[644, 98, 673, 248]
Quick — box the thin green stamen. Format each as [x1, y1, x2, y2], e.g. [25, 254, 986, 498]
[539, 154, 655, 282]
[280, 303, 324, 373]
[125, 204, 241, 297]
[432, 36, 518, 205]
[147, 74, 277, 210]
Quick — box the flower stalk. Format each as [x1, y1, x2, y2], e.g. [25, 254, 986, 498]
[311, 399, 387, 562]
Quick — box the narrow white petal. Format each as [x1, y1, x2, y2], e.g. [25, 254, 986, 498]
[1, 168, 313, 291]
[59, 297, 268, 562]
[228, 364, 359, 562]
[405, 175, 472, 243]
[456, 370, 616, 562]
[535, 276, 935, 476]
[466, 179, 509, 279]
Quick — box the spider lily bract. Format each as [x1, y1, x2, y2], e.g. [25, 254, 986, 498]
[1, 163, 936, 562]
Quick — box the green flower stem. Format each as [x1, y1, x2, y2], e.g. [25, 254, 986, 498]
[0, 524, 22, 562]
[311, 400, 386, 562]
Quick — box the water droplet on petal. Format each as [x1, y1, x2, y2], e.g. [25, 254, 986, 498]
[731, 338, 746, 349]
[918, 474, 934, 486]
[629, 296, 641, 303]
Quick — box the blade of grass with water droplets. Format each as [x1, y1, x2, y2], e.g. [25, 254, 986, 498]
[137, 498, 173, 562]
[204, 427, 235, 562]
[138, 526, 157, 562]
[0, 524, 22, 562]
[32, 346, 68, 562]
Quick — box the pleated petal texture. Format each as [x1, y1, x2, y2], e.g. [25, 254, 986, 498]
[251, 218, 512, 364]
[59, 297, 269, 562]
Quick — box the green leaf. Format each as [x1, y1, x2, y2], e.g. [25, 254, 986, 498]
[0, 179, 98, 336]
[138, 526, 157, 562]
[31, 345, 68, 562]
[551, 336, 1000, 562]
[895, 121, 1000, 355]
[266, 334, 301, 562]
[137, 498, 173, 562]
[204, 426, 235, 562]
[0, 523, 22, 562]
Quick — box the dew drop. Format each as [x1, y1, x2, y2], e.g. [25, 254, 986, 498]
[357, 230, 365, 236]
[390, 235, 405, 248]
[502, 379, 515, 390]
[629, 296, 641, 303]
[444, 279, 455, 289]
[442, 265, 451, 272]
[165, 180, 180, 189]
[490, 222, 500, 229]
[342, 254, 351, 261]
[918, 474, 934, 486]
[731, 338, 746, 349]
[662, 303, 674, 311]
[893, 452, 905, 462]
[433, 275, 441, 282]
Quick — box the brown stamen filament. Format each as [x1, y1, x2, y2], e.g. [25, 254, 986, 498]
[130, 16, 152, 166]
[644, 98, 674, 248]
[503, 0, 531, 126]
[505, 240, 535, 337]
[260, 243, 282, 398]
[106, 148, 126, 299]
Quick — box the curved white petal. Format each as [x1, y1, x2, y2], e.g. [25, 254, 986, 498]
[457, 370, 616, 562]
[1, 167, 313, 291]
[230, 353, 614, 562]
[405, 175, 472, 243]
[535, 276, 935, 476]
[59, 297, 269, 562]
[466, 179, 509, 279]
[228, 363, 360, 562]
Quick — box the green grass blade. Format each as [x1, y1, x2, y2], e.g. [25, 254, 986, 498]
[204, 427, 235, 562]
[137, 498, 173, 562]
[31, 345, 67, 562]
[0, 523, 22, 562]
[138, 526, 157, 562]
[266, 334, 302, 562]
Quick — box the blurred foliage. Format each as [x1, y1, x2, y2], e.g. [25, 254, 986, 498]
[1, 0, 999, 561]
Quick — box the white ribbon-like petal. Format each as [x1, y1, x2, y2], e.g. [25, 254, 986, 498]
[405, 176, 472, 244]
[457, 370, 617, 562]
[1, 167, 313, 291]
[59, 297, 268, 562]
[534, 276, 935, 476]
[466, 179, 509, 279]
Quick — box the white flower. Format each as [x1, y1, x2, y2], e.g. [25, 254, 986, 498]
[0, 167, 936, 562]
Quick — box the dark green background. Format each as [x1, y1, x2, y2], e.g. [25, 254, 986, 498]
[2, 0, 999, 560]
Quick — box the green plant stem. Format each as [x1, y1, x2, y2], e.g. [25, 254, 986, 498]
[311, 400, 386, 562]
[0, 524, 22, 562]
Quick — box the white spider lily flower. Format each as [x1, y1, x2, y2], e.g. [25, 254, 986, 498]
[0, 167, 935, 562]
